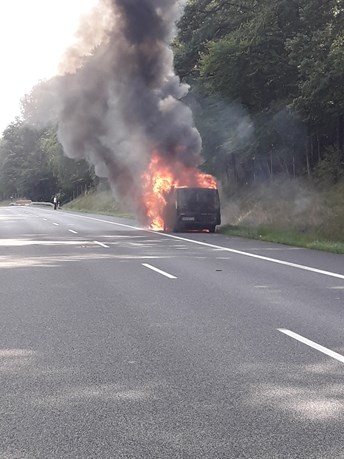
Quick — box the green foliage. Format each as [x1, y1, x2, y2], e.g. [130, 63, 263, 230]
[175, 0, 253, 79]
[0, 74, 100, 203]
[0, 118, 97, 202]
[175, 0, 344, 188]
[0, 120, 57, 201]
[287, 1, 344, 125]
[40, 129, 97, 203]
[313, 147, 344, 184]
[200, 3, 298, 112]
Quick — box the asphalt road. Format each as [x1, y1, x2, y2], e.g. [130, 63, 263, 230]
[0, 205, 343, 459]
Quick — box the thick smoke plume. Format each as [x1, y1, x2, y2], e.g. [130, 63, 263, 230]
[56, 0, 202, 219]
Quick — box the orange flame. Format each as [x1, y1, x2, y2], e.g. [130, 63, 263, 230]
[142, 151, 217, 230]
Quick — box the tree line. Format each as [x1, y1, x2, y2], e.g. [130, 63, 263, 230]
[175, 0, 344, 189]
[0, 120, 97, 203]
[0, 0, 343, 203]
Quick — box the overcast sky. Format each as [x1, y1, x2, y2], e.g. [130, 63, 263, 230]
[0, 0, 98, 134]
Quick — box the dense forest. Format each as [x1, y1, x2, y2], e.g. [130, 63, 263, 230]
[0, 0, 343, 202]
[175, 0, 344, 189]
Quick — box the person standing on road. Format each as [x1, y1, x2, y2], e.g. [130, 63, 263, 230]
[53, 196, 58, 210]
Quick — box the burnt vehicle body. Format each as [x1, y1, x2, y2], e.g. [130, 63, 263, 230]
[163, 187, 221, 233]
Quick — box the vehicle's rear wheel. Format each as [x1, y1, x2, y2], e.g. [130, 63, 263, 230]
[208, 225, 216, 233]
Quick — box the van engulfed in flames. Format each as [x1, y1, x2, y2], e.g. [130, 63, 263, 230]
[141, 151, 219, 231]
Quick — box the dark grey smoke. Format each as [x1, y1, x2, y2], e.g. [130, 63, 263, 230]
[57, 0, 202, 212]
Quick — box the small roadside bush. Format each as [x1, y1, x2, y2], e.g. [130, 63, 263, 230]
[314, 147, 344, 185]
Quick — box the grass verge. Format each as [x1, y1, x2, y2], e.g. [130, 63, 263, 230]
[220, 178, 344, 254]
[220, 225, 344, 254]
[62, 190, 134, 218]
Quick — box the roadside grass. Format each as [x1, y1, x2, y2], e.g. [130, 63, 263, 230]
[219, 178, 344, 254]
[220, 225, 344, 254]
[63, 190, 134, 218]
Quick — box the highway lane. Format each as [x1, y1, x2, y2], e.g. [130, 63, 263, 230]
[0, 205, 343, 458]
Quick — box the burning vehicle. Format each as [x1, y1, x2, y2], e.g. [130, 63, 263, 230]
[141, 152, 220, 232]
[54, 1, 220, 231]
[163, 187, 221, 233]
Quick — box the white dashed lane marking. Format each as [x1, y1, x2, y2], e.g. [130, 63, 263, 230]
[142, 263, 177, 279]
[94, 241, 110, 248]
[278, 328, 344, 364]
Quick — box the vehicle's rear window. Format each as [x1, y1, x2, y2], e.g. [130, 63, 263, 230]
[177, 188, 218, 210]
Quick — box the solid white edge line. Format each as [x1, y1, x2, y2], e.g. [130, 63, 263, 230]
[56, 212, 344, 280]
[142, 263, 177, 279]
[278, 328, 344, 364]
[94, 241, 109, 248]
[158, 234, 344, 280]
[68, 229, 78, 234]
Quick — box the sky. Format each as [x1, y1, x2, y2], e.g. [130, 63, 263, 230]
[0, 0, 99, 135]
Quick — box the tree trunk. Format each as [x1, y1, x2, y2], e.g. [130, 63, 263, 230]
[316, 134, 321, 162]
[225, 155, 231, 183]
[305, 137, 311, 177]
[310, 134, 314, 167]
[337, 114, 344, 157]
[231, 153, 240, 185]
[265, 160, 271, 180]
[292, 156, 296, 178]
